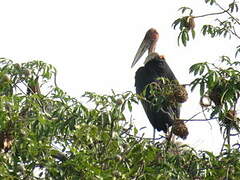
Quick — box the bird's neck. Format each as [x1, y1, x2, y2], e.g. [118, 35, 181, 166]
[148, 43, 156, 54]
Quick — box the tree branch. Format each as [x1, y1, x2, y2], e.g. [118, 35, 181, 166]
[193, 1, 240, 27]
[183, 117, 218, 122]
[194, 9, 228, 19]
[215, 1, 240, 26]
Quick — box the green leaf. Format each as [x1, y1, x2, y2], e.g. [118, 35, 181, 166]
[235, 3, 239, 12]
[190, 78, 201, 92]
[182, 31, 187, 46]
[178, 7, 193, 15]
[205, 0, 215, 5]
[127, 100, 132, 112]
[210, 107, 220, 118]
[185, 30, 189, 41]
[172, 18, 181, 30]
[235, 45, 240, 58]
[38, 116, 47, 124]
[133, 127, 138, 136]
[177, 32, 182, 46]
[200, 81, 205, 96]
[207, 71, 218, 88]
[189, 64, 199, 74]
[191, 29, 195, 39]
[199, 65, 205, 75]
[202, 25, 207, 36]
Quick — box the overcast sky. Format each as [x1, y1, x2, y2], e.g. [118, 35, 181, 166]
[0, 0, 239, 153]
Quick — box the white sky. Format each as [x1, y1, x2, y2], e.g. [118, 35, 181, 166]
[0, 0, 239, 154]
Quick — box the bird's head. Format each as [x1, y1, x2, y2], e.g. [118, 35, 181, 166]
[131, 28, 159, 68]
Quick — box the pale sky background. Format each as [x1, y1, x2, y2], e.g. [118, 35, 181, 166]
[0, 0, 239, 154]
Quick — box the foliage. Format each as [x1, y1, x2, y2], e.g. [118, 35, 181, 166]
[142, 78, 188, 109]
[140, 78, 189, 139]
[171, 1, 240, 178]
[0, 58, 240, 179]
[173, 0, 240, 158]
[173, 0, 240, 52]
[0, 1, 240, 179]
[189, 57, 240, 146]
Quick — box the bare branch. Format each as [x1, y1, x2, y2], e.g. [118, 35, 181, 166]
[194, 9, 228, 19]
[230, 25, 240, 39]
[183, 117, 218, 122]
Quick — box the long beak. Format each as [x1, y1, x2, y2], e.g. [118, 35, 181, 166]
[131, 38, 150, 68]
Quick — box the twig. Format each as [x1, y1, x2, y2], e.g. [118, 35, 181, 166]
[220, 136, 227, 154]
[230, 133, 240, 136]
[202, 106, 213, 129]
[188, 110, 206, 120]
[15, 84, 27, 95]
[121, 131, 165, 141]
[54, 70, 58, 88]
[215, 1, 240, 26]
[120, 125, 133, 136]
[181, 83, 191, 86]
[231, 26, 240, 39]
[183, 117, 218, 122]
[215, 19, 240, 40]
[194, 9, 228, 19]
[191, 1, 240, 28]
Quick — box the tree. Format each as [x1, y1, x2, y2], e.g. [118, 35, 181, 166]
[0, 61, 239, 179]
[173, 0, 240, 150]
[0, 0, 240, 179]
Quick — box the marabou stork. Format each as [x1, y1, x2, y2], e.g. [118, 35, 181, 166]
[131, 28, 188, 140]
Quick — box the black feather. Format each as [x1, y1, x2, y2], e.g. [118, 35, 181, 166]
[135, 56, 180, 133]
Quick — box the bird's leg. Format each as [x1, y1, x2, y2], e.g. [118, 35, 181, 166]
[165, 125, 175, 152]
[167, 127, 174, 143]
[165, 126, 171, 151]
[153, 128, 156, 144]
[165, 124, 174, 142]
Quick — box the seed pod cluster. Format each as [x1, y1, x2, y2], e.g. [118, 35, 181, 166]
[174, 85, 188, 103]
[27, 77, 41, 95]
[0, 131, 13, 153]
[115, 99, 123, 106]
[23, 69, 31, 77]
[115, 154, 123, 162]
[181, 16, 196, 31]
[112, 170, 122, 178]
[186, 16, 195, 30]
[200, 95, 212, 107]
[223, 110, 237, 126]
[172, 120, 189, 140]
[0, 74, 10, 83]
[150, 81, 188, 104]
[209, 85, 224, 106]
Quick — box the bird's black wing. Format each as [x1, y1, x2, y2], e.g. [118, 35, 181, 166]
[135, 64, 176, 133]
[146, 58, 177, 81]
[146, 58, 181, 118]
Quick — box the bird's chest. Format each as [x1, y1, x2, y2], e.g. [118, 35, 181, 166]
[135, 69, 159, 93]
[145, 64, 166, 81]
[144, 70, 159, 84]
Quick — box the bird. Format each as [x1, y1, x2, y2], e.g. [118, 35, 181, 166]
[131, 28, 188, 140]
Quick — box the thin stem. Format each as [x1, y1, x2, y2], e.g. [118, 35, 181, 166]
[215, 18, 240, 40]
[220, 135, 227, 154]
[15, 84, 27, 95]
[215, 1, 240, 26]
[188, 110, 206, 120]
[194, 9, 228, 19]
[227, 127, 231, 146]
[203, 106, 213, 129]
[231, 26, 240, 39]
[183, 117, 218, 122]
